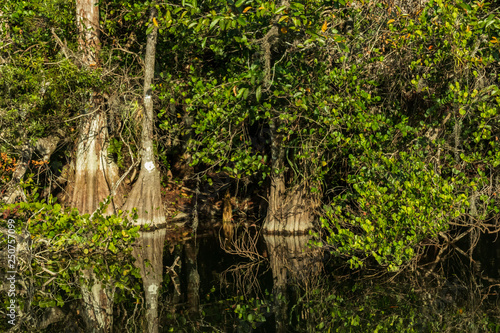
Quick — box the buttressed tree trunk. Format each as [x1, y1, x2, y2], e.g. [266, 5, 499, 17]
[70, 0, 123, 331]
[258, 0, 315, 235]
[70, 0, 124, 215]
[263, 122, 314, 234]
[121, 5, 165, 333]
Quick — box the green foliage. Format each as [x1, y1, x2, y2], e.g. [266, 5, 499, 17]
[323, 152, 468, 270]
[311, 0, 500, 270]
[0, 0, 103, 153]
[0, 198, 141, 313]
[232, 295, 270, 328]
[3, 0, 500, 279]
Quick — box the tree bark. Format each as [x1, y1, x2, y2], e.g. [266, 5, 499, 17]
[222, 189, 233, 240]
[263, 122, 314, 234]
[75, 0, 100, 66]
[120, 6, 165, 333]
[70, 1, 122, 331]
[69, 109, 124, 215]
[71, 0, 124, 214]
[121, 4, 164, 227]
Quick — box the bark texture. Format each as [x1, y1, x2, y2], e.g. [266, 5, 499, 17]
[75, 0, 100, 66]
[71, 0, 124, 214]
[263, 123, 314, 234]
[71, 1, 121, 331]
[121, 6, 165, 333]
[121, 5, 164, 227]
[222, 189, 233, 240]
[69, 110, 124, 215]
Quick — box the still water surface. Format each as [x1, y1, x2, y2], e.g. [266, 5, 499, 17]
[152, 230, 500, 332]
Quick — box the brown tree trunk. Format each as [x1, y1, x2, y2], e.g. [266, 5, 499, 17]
[121, 4, 164, 227]
[70, 1, 122, 331]
[71, 0, 124, 215]
[222, 189, 234, 240]
[121, 5, 165, 333]
[263, 122, 314, 234]
[75, 0, 100, 66]
[70, 109, 124, 215]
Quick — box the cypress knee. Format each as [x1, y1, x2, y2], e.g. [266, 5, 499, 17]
[222, 190, 233, 240]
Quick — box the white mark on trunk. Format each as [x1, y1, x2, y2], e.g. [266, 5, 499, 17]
[148, 283, 158, 295]
[145, 161, 155, 172]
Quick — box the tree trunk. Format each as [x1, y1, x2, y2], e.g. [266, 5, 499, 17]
[120, 6, 165, 333]
[121, 4, 164, 227]
[70, 1, 122, 331]
[263, 122, 314, 234]
[71, 0, 124, 214]
[222, 189, 233, 240]
[69, 109, 124, 215]
[75, 0, 100, 66]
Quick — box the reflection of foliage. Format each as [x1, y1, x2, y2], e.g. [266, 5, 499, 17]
[219, 225, 268, 299]
[221, 260, 268, 301]
[161, 285, 273, 332]
[0, 197, 141, 331]
[203, 289, 274, 332]
[291, 266, 500, 332]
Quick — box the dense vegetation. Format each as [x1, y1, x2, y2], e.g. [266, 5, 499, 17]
[2, 0, 500, 331]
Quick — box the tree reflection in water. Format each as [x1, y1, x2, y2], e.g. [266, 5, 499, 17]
[12, 230, 500, 332]
[155, 231, 500, 333]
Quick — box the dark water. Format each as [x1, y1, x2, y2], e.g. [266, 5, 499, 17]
[152, 230, 500, 332]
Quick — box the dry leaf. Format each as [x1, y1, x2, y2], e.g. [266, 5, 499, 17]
[321, 21, 328, 32]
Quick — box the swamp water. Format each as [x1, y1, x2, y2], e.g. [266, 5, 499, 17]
[7, 227, 500, 332]
[134, 229, 500, 333]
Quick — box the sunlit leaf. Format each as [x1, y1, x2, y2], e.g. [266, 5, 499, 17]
[321, 21, 328, 32]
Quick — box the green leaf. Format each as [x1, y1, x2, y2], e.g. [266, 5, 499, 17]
[235, 0, 246, 8]
[256, 85, 262, 102]
[210, 17, 221, 29]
